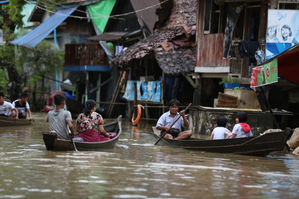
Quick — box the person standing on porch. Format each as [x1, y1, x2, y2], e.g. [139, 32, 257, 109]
[156, 99, 192, 140]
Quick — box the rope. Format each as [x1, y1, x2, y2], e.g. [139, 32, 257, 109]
[24, 0, 170, 20]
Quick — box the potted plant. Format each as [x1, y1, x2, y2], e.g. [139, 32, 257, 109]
[219, 77, 240, 89]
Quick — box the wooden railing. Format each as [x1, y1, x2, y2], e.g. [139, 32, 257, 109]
[64, 43, 109, 66]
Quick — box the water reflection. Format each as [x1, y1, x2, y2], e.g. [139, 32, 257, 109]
[0, 113, 299, 198]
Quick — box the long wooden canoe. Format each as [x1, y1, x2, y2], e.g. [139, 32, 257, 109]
[0, 116, 33, 126]
[42, 115, 122, 151]
[152, 127, 292, 156]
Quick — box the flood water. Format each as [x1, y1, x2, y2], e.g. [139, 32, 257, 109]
[1, 112, 299, 199]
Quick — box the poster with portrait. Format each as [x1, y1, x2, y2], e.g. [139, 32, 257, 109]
[266, 10, 299, 60]
[250, 59, 278, 88]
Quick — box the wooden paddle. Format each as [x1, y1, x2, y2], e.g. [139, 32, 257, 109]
[71, 136, 78, 152]
[68, 128, 78, 152]
[154, 103, 192, 145]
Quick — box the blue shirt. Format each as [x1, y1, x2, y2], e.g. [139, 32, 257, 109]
[156, 111, 187, 132]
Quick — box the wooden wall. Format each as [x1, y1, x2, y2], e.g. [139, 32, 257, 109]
[196, 0, 230, 68]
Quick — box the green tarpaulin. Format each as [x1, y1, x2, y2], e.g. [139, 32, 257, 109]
[87, 0, 117, 33]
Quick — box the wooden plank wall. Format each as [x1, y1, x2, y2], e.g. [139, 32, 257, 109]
[196, 0, 231, 68]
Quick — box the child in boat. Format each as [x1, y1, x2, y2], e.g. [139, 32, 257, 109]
[231, 112, 253, 138]
[210, 117, 230, 140]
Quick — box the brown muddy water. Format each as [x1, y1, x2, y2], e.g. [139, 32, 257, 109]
[0, 113, 299, 199]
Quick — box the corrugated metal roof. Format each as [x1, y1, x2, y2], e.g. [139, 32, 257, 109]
[87, 32, 125, 41]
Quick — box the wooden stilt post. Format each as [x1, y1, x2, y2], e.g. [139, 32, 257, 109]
[134, 82, 137, 117]
[260, 87, 280, 129]
[162, 71, 165, 114]
[107, 71, 123, 118]
[145, 59, 149, 119]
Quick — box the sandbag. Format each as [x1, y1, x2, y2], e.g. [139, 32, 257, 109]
[287, 128, 299, 149]
[292, 146, 299, 155]
[261, 129, 282, 135]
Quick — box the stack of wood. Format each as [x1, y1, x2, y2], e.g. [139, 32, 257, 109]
[216, 92, 238, 108]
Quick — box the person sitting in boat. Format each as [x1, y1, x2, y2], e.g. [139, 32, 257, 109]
[46, 94, 75, 141]
[210, 116, 231, 140]
[75, 99, 110, 142]
[12, 92, 33, 121]
[231, 112, 253, 138]
[0, 92, 19, 121]
[156, 99, 193, 140]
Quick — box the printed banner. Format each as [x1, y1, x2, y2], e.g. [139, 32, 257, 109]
[250, 59, 278, 88]
[266, 10, 299, 60]
[123, 81, 161, 102]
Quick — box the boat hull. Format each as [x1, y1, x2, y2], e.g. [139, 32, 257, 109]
[43, 115, 122, 151]
[0, 116, 33, 127]
[152, 127, 291, 156]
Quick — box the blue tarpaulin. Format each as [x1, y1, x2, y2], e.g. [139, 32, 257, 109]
[11, 7, 78, 48]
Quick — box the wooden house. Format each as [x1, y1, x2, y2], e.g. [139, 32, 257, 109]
[111, 0, 198, 119]
[191, 0, 299, 134]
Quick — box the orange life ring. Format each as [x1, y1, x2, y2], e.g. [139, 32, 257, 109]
[132, 104, 144, 125]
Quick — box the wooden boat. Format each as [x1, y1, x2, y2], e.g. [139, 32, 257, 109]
[0, 116, 33, 126]
[42, 115, 122, 151]
[151, 127, 292, 156]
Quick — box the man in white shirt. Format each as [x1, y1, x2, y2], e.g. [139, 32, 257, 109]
[0, 92, 19, 120]
[156, 99, 192, 140]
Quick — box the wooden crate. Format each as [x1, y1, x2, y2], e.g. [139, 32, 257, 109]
[218, 92, 238, 100]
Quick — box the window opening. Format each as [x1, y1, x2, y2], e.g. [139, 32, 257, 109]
[204, 0, 212, 32]
[279, 3, 299, 10]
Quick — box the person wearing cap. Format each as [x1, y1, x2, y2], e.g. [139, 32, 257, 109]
[210, 117, 231, 140]
[231, 112, 253, 138]
[46, 94, 75, 141]
[75, 99, 110, 142]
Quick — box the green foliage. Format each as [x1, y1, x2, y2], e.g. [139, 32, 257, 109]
[219, 77, 240, 85]
[0, 68, 9, 90]
[2, 0, 26, 28]
[17, 40, 65, 77]
[0, 29, 21, 66]
[1, 0, 67, 31]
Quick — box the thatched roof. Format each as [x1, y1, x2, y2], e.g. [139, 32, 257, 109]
[111, 26, 196, 75]
[110, 0, 197, 75]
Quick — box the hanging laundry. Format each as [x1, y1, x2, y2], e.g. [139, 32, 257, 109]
[115, 45, 123, 55]
[255, 49, 265, 65]
[239, 41, 260, 58]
